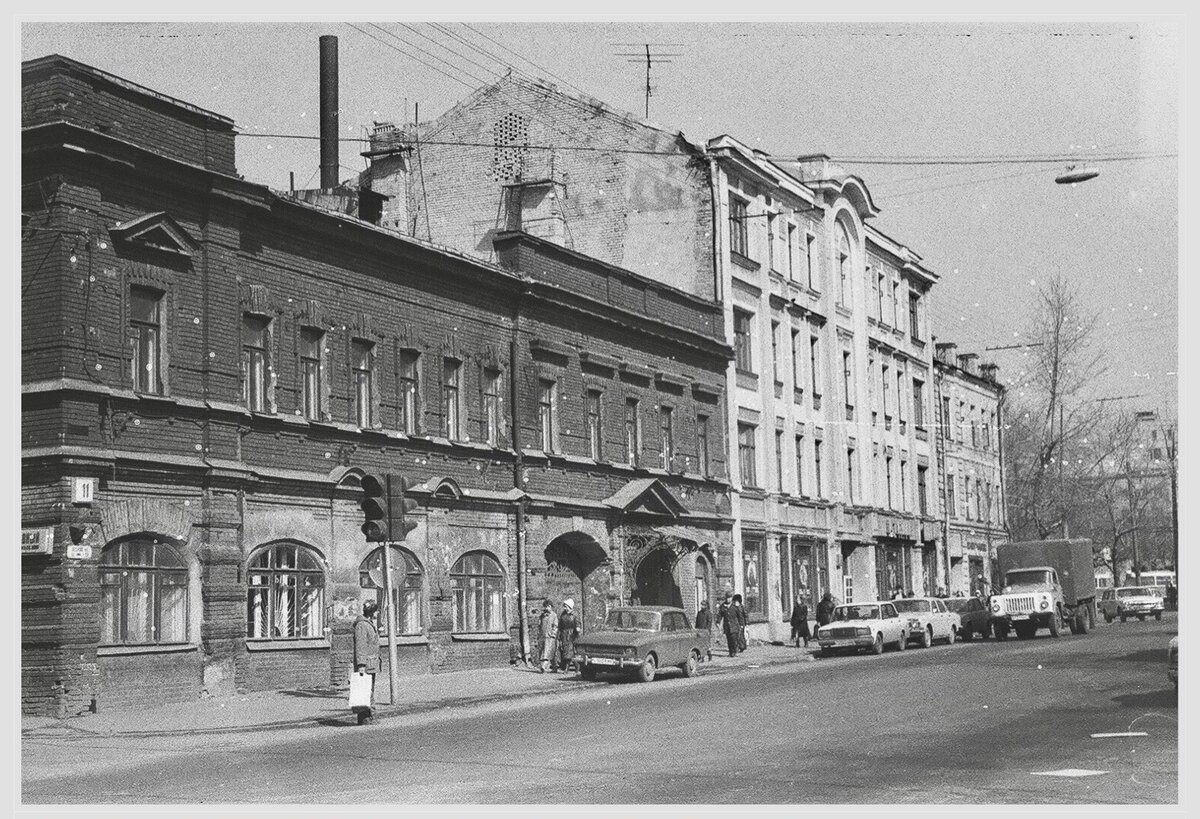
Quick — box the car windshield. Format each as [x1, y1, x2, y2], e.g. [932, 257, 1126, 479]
[1006, 569, 1051, 587]
[1118, 587, 1158, 598]
[604, 610, 660, 631]
[892, 600, 931, 613]
[833, 605, 879, 621]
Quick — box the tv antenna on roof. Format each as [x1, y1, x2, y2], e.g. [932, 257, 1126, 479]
[611, 43, 684, 120]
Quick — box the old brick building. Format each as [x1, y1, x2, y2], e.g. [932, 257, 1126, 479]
[21, 55, 732, 716]
[364, 74, 953, 640]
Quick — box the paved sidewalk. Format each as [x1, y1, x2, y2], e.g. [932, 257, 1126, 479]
[21, 642, 817, 738]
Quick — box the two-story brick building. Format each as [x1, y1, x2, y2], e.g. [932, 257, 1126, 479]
[21, 55, 733, 716]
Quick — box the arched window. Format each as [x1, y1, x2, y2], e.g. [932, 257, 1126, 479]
[247, 542, 326, 639]
[837, 223, 852, 306]
[100, 537, 189, 645]
[451, 551, 505, 633]
[359, 546, 424, 635]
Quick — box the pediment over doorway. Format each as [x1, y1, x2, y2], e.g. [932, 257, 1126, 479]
[602, 478, 689, 519]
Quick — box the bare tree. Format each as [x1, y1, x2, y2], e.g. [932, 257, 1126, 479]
[1003, 276, 1106, 540]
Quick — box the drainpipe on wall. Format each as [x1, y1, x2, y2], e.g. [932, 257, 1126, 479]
[511, 286, 531, 665]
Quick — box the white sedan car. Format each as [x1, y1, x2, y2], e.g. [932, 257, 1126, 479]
[892, 597, 961, 647]
[816, 602, 908, 656]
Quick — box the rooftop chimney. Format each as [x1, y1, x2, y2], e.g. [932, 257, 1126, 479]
[980, 363, 1000, 383]
[319, 35, 339, 191]
[934, 342, 957, 364]
[957, 353, 980, 376]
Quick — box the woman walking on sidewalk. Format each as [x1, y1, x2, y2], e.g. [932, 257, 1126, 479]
[555, 599, 581, 673]
[538, 598, 558, 673]
[352, 601, 380, 725]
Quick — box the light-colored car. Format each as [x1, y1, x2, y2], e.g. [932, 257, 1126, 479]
[816, 602, 908, 656]
[892, 597, 961, 647]
[1167, 636, 1178, 690]
[572, 606, 706, 683]
[1098, 586, 1165, 623]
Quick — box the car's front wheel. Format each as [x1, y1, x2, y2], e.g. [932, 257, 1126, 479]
[680, 650, 700, 678]
[871, 633, 885, 655]
[946, 625, 956, 645]
[959, 626, 973, 642]
[1105, 611, 1114, 623]
[895, 631, 907, 652]
[636, 653, 657, 683]
[993, 621, 1008, 641]
[920, 626, 933, 648]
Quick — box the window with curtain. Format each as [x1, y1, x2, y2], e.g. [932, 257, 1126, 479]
[130, 286, 164, 394]
[443, 358, 462, 439]
[451, 552, 506, 633]
[729, 194, 749, 257]
[399, 349, 420, 434]
[483, 368, 501, 446]
[586, 389, 603, 460]
[300, 327, 324, 421]
[246, 542, 326, 639]
[242, 314, 270, 412]
[352, 339, 374, 428]
[359, 546, 424, 635]
[99, 538, 189, 645]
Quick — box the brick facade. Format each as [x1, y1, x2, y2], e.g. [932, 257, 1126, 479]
[21, 56, 733, 716]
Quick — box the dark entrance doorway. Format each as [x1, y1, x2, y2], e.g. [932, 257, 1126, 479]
[634, 549, 683, 608]
[544, 534, 610, 634]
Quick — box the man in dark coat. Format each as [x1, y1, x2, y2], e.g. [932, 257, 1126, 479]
[815, 591, 836, 637]
[352, 600, 381, 725]
[789, 599, 811, 647]
[723, 593, 747, 656]
[695, 600, 713, 661]
[555, 598, 581, 673]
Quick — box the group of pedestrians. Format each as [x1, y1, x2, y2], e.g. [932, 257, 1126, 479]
[537, 597, 582, 674]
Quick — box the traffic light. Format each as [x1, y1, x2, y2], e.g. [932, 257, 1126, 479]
[359, 473, 389, 542]
[394, 477, 419, 541]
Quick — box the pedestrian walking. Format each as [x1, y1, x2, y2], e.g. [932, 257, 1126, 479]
[352, 600, 380, 725]
[555, 598, 581, 673]
[816, 591, 836, 633]
[538, 598, 558, 673]
[789, 598, 811, 647]
[723, 593, 748, 656]
[695, 599, 714, 661]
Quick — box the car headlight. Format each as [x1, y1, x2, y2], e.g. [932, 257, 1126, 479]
[991, 601, 1001, 613]
[623, 647, 637, 658]
[1039, 598, 1050, 610]
[908, 618, 922, 629]
[855, 627, 871, 636]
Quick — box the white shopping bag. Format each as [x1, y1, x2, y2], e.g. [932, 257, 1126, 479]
[348, 670, 373, 709]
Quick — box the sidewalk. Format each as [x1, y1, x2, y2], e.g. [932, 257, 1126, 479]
[21, 641, 818, 739]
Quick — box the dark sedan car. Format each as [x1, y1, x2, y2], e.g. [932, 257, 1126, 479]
[944, 596, 991, 641]
[572, 606, 707, 682]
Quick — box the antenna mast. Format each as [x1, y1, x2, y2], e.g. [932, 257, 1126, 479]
[611, 43, 683, 120]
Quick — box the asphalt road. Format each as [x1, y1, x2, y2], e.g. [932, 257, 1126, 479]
[23, 615, 1178, 805]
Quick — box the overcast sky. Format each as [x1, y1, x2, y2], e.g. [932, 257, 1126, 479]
[20, 18, 1181, 416]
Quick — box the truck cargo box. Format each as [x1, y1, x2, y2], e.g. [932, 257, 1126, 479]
[997, 539, 1097, 606]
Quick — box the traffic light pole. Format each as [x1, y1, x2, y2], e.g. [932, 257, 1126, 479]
[380, 474, 401, 705]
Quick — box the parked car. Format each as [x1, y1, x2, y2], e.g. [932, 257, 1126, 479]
[815, 602, 908, 656]
[1167, 636, 1178, 690]
[944, 596, 991, 641]
[1098, 586, 1166, 623]
[572, 606, 706, 683]
[893, 597, 960, 647]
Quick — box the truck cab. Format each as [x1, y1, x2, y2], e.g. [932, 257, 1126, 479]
[989, 565, 1067, 640]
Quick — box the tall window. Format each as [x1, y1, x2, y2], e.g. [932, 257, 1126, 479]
[696, 413, 710, 475]
[842, 350, 854, 420]
[896, 367, 906, 430]
[900, 459, 908, 511]
[586, 389, 603, 460]
[743, 538, 763, 616]
[659, 406, 675, 469]
[352, 339, 374, 428]
[794, 434, 805, 496]
[846, 447, 856, 505]
[948, 473, 957, 518]
[909, 290, 922, 340]
[791, 329, 803, 391]
[774, 429, 785, 492]
[482, 368, 501, 446]
[100, 538, 189, 645]
[767, 212, 778, 271]
[877, 272, 886, 322]
[969, 405, 978, 447]
[787, 223, 797, 279]
[624, 398, 640, 465]
[891, 281, 900, 326]
[837, 224, 851, 306]
[917, 465, 928, 516]
[738, 423, 758, 488]
[805, 233, 817, 290]
[809, 333, 821, 407]
[881, 363, 891, 426]
[451, 551, 505, 633]
[913, 379, 925, 428]
[538, 379, 557, 453]
[958, 401, 966, 443]
[443, 358, 462, 439]
[814, 439, 824, 497]
[360, 546, 423, 636]
[964, 476, 973, 520]
[976, 478, 984, 520]
[771, 321, 781, 384]
[734, 309, 754, 373]
[129, 286, 163, 394]
[399, 349, 419, 434]
[729, 195, 749, 257]
[247, 542, 325, 639]
[300, 328, 324, 421]
[885, 456, 894, 508]
[242, 314, 270, 412]
[941, 396, 952, 440]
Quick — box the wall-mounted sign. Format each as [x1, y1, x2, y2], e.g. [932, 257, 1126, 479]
[66, 544, 92, 560]
[72, 477, 98, 505]
[21, 527, 55, 555]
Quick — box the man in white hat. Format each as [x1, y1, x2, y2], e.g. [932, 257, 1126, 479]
[554, 598, 581, 674]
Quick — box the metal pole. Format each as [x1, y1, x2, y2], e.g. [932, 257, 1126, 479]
[1125, 461, 1140, 585]
[1168, 425, 1178, 576]
[1059, 403, 1069, 539]
[380, 474, 401, 704]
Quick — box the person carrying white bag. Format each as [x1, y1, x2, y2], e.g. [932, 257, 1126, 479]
[351, 600, 381, 725]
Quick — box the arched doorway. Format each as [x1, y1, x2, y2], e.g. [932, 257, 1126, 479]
[634, 549, 683, 608]
[544, 534, 610, 633]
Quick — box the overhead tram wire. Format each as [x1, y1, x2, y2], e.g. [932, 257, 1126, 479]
[345, 23, 486, 91]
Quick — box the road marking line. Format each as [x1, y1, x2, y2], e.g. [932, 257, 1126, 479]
[1030, 769, 1109, 777]
[1090, 731, 1149, 738]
